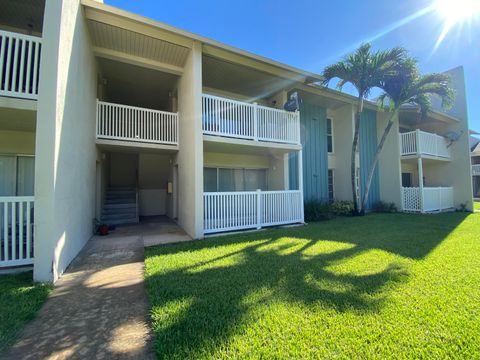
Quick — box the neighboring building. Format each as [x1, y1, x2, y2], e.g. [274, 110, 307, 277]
[0, 0, 473, 282]
[470, 131, 480, 199]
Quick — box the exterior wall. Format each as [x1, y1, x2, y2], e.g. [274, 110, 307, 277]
[329, 104, 354, 201]
[422, 68, 472, 210]
[0, 130, 35, 154]
[359, 109, 380, 209]
[377, 111, 402, 208]
[34, 0, 98, 282]
[176, 41, 203, 238]
[203, 151, 286, 190]
[290, 102, 328, 201]
[109, 153, 137, 187]
[138, 153, 172, 217]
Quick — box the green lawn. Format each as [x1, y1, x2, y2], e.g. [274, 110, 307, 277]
[475, 201, 480, 210]
[145, 213, 480, 359]
[0, 271, 51, 354]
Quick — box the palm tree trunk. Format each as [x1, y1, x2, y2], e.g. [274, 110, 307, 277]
[360, 109, 398, 213]
[351, 97, 364, 215]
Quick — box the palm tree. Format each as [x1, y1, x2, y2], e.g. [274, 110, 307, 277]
[322, 43, 407, 214]
[360, 58, 454, 213]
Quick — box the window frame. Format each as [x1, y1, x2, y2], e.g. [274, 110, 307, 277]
[327, 117, 334, 154]
[203, 166, 269, 192]
[328, 168, 335, 202]
[0, 153, 35, 196]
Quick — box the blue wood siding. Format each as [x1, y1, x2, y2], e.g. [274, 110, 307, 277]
[359, 109, 380, 209]
[289, 102, 328, 201]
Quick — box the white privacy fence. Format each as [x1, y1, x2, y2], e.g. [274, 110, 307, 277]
[202, 94, 300, 144]
[0, 197, 34, 267]
[96, 100, 179, 145]
[0, 30, 42, 99]
[400, 130, 451, 158]
[401, 187, 453, 212]
[472, 164, 480, 176]
[204, 190, 303, 234]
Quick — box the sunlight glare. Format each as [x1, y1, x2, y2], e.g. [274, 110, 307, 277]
[434, 0, 480, 49]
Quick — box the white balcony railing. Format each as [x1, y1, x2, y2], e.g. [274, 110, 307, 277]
[400, 130, 451, 159]
[0, 30, 42, 100]
[96, 100, 179, 146]
[0, 197, 34, 267]
[401, 187, 453, 212]
[202, 94, 300, 145]
[472, 164, 480, 176]
[204, 190, 303, 234]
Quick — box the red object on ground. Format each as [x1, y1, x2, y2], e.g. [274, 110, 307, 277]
[99, 225, 109, 236]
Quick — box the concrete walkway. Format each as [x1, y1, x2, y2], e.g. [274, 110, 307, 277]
[4, 234, 155, 359]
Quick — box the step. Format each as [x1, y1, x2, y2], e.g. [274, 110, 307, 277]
[102, 207, 137, 215]
[104, 198, 136, 205]
[102, 217, 138, 226]
[106, 190, 136, 196]
[103, 203, 137, 210]
[102, 212, 137, 221]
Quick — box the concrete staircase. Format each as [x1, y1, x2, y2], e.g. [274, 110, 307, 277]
[101, 187, 138, 225]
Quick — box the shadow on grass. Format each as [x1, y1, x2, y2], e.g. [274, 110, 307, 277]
[0, 271, 52, 354]
[145, 212, 468, 359]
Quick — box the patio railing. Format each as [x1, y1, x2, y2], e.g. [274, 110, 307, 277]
[0, 196, 34, 267]
[204, 190, 303, 234]
[202, 94, 300, 145]
[96, 100, 179, 146]
[401, 187, 453, 212]
[400, 130, 451, 159]
[0, 30, 42, 100]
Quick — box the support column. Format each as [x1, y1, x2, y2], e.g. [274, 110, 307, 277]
[418, 157, 424, 213]
[298, 149, 304, 222]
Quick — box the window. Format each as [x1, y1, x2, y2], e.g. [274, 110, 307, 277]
[328, 169, 334, 201]
[0, 155, 35, 196]
[401, 172, 412, 187]
[203, 167, 267, 192]
[327, 118, 333, 153]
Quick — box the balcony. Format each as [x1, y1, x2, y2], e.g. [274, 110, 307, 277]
[400, 130, 451, 159]
[0, 30, 42, 100]
[96, 100, 179, 147]
[204, 190, 303, 234]
[401, 187, 453, 213]
[202, 94, 300, 146]
[0, 196, 34, 267]
[472, 164, 480, 176]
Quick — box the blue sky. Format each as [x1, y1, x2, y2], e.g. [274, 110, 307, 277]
[106, 0, 480, 130]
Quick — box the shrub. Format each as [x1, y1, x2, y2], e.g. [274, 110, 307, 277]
[304, 201, 333, 222]
[373, 201, 397, 213]
[330, 200, 354, 216]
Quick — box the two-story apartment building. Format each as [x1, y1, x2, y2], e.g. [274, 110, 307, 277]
[0, 0, 473, 282]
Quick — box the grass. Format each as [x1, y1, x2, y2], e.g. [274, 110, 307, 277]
[0, 271, 52, 354]
[474, 201, 480, 210]
[145, 213, 480, 359]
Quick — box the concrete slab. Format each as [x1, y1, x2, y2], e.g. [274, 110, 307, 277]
[3, 234, 155, 360]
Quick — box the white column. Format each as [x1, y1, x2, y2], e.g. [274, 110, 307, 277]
[298, 149, 304, 222]
[418, 157, 424, 213]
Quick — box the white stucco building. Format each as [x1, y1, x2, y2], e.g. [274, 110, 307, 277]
[0, 0, 473, 282]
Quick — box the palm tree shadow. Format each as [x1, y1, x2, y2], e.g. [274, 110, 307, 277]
[145, 212, 468, 359]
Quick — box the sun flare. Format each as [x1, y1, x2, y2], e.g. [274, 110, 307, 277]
[435, 0, 480, 23]
[433, 0, 480, 49]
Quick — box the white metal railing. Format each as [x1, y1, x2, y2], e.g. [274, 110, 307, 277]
[202, 94, 300, 144]
[472, 164, 480, 176]
[400, 130, 451, 158]
[0, 30, 41, 100]
[401, 187, 453, 212]
[96, 100, 179, 145]
[0, 197, 34, 267]
[204, 190, 303, 234]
